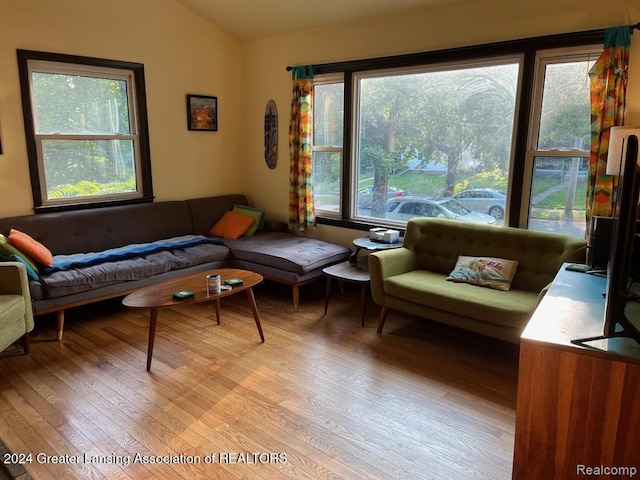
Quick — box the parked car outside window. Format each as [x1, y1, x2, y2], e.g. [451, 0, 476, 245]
[385, 196, 496, 224]
[453, 188, 506, 219]
[358, 185, 404, 208]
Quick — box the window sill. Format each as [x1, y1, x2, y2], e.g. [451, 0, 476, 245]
[316, 215, 406, 235]
[33, 196, 154, 214]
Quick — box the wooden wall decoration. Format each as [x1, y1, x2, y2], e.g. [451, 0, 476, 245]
[264, 99, 278, 169]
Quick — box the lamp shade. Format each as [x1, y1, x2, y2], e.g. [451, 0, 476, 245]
[606, 126, 640, 175]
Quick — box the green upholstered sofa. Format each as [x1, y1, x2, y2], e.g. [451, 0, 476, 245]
[369, 218, 586, 343]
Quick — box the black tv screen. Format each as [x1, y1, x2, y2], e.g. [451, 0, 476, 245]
[603, 133, 640, 342]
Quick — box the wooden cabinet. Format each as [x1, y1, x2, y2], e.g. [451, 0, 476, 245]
[513, 266, 640, 479]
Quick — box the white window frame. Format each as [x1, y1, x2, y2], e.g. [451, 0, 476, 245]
[312, 73, 344, 218]
[27, 60, 142, 207]
[521, 45, 602, 228]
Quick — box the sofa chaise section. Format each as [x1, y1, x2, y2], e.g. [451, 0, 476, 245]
[185, 195, 351, 311]
[225, 232, 351, 311]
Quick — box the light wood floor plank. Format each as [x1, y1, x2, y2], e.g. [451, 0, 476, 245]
[0, 282, 518, 479]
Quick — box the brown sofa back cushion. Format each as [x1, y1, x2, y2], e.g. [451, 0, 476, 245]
[0, 202, 192, 255]
[186, 194, 249, 235]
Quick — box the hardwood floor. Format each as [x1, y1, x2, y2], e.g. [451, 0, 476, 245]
[0, 281, 519, 479]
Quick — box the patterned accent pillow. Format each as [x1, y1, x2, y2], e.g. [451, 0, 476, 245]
[447, 256, 519, 291]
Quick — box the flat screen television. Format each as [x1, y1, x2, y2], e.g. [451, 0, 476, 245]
[575, 134, 640, 346]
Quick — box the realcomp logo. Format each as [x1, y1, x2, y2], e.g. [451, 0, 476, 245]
[577, 465, 638, 477]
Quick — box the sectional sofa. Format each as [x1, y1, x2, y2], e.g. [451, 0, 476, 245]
[0, 194, 351, 340]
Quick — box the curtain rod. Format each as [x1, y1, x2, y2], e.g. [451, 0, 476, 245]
[285, 24, 638, 71]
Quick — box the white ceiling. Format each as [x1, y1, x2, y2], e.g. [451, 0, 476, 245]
[175, 0, 450, 41]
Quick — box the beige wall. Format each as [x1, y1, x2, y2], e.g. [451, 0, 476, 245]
[1, 0, 639, 247]
[0, 0, 243, 217]
[243, 0, 640, 245]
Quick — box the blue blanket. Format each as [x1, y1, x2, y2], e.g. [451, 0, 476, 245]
[45, 235, 225, 273]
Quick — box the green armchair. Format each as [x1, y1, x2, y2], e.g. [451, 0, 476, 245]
[0, 262, 35, 353]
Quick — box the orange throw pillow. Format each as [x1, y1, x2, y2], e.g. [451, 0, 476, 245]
[8, 228, 54, 267]
[209, 211, 255, 239]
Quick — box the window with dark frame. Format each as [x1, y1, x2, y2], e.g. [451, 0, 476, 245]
[310, 30, 604, 237]
[17, 50, 153, 212]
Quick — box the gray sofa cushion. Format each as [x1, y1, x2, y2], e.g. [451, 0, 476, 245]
[38, 244, 230, 298]
[225, 232, 350, 275]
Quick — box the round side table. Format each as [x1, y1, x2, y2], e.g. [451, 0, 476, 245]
[323, 257, 371, 326]
[349, 236, 403, 264]
[324, 236, 403, 326]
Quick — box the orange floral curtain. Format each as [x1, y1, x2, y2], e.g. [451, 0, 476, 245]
[288, 66, 315, 231]
[586, 26, 630, 237]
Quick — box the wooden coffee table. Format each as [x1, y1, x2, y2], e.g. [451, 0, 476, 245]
[122, 268, 264, 371]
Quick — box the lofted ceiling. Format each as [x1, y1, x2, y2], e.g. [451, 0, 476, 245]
[175, 0, 452, 41]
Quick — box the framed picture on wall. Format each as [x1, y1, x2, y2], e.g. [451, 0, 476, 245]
[187, 94, 218, 131]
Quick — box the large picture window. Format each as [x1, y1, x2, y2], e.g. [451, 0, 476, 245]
[17, 50, 153, 211]
[352, 59, 520, 226]
[311, 31, 604, 238]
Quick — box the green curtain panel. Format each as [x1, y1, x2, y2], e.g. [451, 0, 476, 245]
[288, 66, 315, 231]
[586, 26, 630, 237]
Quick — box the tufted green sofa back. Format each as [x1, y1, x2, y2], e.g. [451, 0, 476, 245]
[403, 218, 586, 292]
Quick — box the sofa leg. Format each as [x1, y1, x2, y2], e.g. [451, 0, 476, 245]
[56, 310, 65, 341]
[292, 285, 299, 312]
[22, 332, 30, 354]
[377, 306, 389, 334]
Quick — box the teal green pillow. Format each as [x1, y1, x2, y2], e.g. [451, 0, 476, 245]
[0, 234, 39, 273]
[232, 207, 262, 236]
[233, 204, 265, 232]
[0, 254, 40, 280]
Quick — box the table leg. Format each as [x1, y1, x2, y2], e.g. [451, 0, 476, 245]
[324, 276, 332, 315]
[215, 299, 221, 325]
[245, 288, 265, 343]
[348, 247, 362, 264]
[146, 308, 158, 372]
[360, 283, 368, 327]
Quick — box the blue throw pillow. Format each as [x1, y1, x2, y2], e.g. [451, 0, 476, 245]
[0, 254, 40, 280]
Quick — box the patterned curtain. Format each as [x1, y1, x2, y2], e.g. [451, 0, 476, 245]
[288, 66, 315, 231]
[586, 26, 630, 237]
